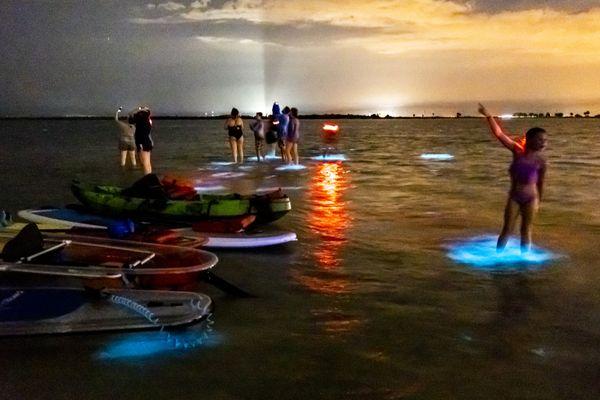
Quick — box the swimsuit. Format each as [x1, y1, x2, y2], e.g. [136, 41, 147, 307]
[228, 124, 243, 140]
[286, 117, 300, 143]
[134, 122, 153, 152]
[509, 156, 542, 205]
[134, 111, 153, 152]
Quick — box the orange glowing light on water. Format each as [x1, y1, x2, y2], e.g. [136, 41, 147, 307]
[307, 162, 351, 271]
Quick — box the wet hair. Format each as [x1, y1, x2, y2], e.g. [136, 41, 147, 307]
[231, 108, 239, 117]
[255, 112, 263, 118]
[282, 106, 290, 114]
[525, 127, 546, 151]
[290, 107, 298, 118]
[127, 115, 135, 124]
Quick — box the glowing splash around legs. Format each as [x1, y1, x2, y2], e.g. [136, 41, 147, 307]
[311, 154, 347, 162]
[447, 235, 561, 272]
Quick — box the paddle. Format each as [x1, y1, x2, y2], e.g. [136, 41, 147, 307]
[199, 270, 253, 298]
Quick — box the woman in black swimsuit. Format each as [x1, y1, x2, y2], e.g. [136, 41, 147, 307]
[133, 107, 153, 175]
[224, 107, 244, 163]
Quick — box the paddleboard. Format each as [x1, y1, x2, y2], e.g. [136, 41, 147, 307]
[0, 287, 212, 336]
[190, 229, 297, 248]
[19, 208, 298, 248]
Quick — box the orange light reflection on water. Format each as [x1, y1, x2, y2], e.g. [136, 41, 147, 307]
[299, 161, 352, 297]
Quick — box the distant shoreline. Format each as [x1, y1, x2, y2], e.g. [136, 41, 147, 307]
[2, 113, 599, 120]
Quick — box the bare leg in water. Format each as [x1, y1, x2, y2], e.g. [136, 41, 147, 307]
[229, 137, 238, 163]
[497, 198, 520, 251]
[237, 137, 244, 164]
[520, 200, 538, 252]
[139, 151, 152, 175]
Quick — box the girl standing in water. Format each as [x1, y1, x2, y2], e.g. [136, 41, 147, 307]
[478, 103, 547, 252]
[224, 107, 244, 164]
[115, 107, 137, 168]
[133, 107, 153, 175]
[286, 107, 301, 165]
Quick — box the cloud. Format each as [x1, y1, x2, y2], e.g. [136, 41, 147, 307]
[130, 0, 600, 63]
[196, 35, 282, 48]
[155, 2, 187, 11]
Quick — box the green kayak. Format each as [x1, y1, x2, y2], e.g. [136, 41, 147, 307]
[71, 176, 291, 225]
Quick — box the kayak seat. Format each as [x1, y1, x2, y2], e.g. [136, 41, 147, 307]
[1, 223, 44, 262]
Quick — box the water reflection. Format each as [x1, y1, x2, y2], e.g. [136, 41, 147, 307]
[294, 162, 352, 296]
[308, 162, 351, 270]
[471, 274, 539, 360]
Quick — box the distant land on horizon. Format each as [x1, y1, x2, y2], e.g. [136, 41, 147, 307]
[2, 112, 599, 120]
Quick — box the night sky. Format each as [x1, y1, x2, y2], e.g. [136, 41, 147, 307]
[2, 0, 599, 116]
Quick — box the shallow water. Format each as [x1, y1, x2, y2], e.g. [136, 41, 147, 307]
[1, 118, 599, 399]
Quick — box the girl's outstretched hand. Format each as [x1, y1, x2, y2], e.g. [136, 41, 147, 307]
[478, 103, 491, 117]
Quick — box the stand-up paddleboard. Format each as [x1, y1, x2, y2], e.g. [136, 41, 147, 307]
[0, 287, 212, 336]
[18, 208, 115, 229]
[190, 230, 297, 248]
[19, 208, 297, 249]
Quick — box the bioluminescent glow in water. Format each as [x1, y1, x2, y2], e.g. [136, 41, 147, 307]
[210, 161, 235, 166]
[95, 329, 222, 360]
[275, 164, 307, 171]
[310, 154, 347, 161]
[420, 153, 454, 161]
[247, 154, 281, 162]
[447, 235, 561, 271]
[194, 185, 227, 192]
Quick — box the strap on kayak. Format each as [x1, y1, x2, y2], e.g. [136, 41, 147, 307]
[106, 292, 161, 328]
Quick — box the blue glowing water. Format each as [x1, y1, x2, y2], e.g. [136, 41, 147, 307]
[275, 164, 307, 171]
[420, 153, 454, 161]
[96, 330, 221, 360]
[447, 235, 561, 271]
[210, 161, 235, 166]
[310, 154, 347, 161]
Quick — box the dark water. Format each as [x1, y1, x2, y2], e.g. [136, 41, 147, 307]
[1, 118, 599, 399]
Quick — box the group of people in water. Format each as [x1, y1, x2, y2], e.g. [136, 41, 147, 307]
[115, 101, 301, 176]
[114, 102, 547, 255]
[115, 106, 154, 175]
[226, 102, 301, 165]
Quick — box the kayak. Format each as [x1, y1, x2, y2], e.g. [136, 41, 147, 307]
[19, 208, 298, 248]
[0, 223, 218, 289]
[71, 176, 292, 225]
[0, 287, 212, 336]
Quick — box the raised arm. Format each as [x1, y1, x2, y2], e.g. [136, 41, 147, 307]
[478, 103, 518, 152]
[115, 107, 129, 128]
